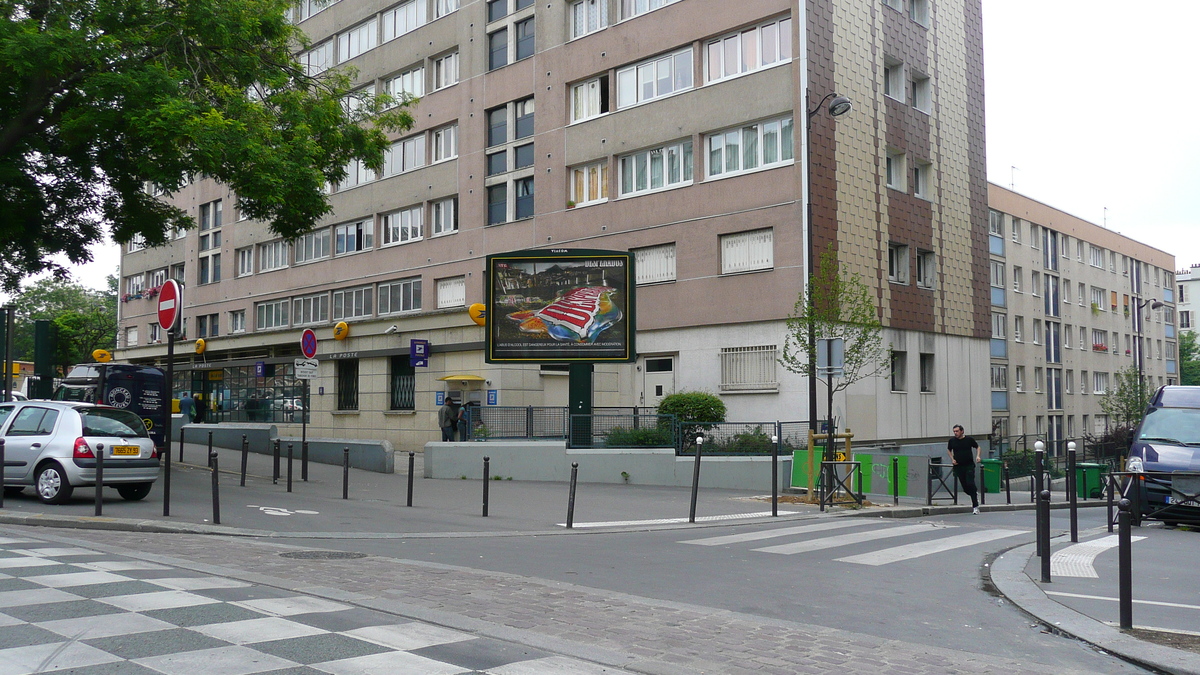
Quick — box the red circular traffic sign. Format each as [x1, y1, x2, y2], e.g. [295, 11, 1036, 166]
[157, 280, 182, 332]
[301, 329, 318, 358]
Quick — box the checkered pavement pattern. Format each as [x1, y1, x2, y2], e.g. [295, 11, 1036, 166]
[0, 536, 624, 675]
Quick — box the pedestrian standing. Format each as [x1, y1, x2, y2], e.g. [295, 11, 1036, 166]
[178, 391, 195, 423]
[947, 424, 981, 514]
[437, 396, 458, 442]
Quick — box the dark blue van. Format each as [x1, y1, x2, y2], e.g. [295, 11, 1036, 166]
[53, 363, 167, 453]
[1127, 386, 1200, 524]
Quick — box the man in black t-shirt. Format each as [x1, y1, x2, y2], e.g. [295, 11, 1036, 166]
[947, 424, 982, 514]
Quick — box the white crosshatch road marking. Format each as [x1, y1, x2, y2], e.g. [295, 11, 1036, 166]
[835, 529, 1027, 566]
[1050, 534, 1147, 578]
[25, 570, 132, 587]
[559, 511, 799, 528]
[754, 523, 950, 555]
[680, 519, 878, 546]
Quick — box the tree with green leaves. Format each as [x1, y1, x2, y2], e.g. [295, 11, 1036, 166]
[8, 276, 118, 369]
[1179, 330, 1200, 386]
[0, 0, 414, 290]
[779, 247, 889, 434]
[1099, 365, 1153, 431]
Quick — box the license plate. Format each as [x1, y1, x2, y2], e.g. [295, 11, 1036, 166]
[1168, 496, 1197, 506]
[111, 446, 140, 456]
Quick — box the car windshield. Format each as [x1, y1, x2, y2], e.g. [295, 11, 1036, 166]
[80, 408, 149, 438]
[1137, 407, 1200, 445]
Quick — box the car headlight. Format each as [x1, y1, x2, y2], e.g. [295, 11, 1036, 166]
[1125, 455, 1144, 473]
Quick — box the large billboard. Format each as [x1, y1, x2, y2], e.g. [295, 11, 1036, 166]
[486, 249, 635, 363]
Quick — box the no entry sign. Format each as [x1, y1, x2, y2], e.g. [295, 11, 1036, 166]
[158, 280, 182, 332]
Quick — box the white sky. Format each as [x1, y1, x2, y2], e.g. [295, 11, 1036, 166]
[23, 0, 1200, 297]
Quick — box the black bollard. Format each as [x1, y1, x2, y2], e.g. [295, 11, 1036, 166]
[1107, 474, 1115, 533]
[210, 451, 221, 525]
[892, 456, 899, 506]
[979, 463, 986, 506]
[207, 431, 214, 468]
[94, 444, 105, 516]
[302, 441, 309, 482]
[287, 443, 293, 493]
[1004, 461, 1011, 505]
[407, 452, 415, 507]
[179, 427, 185, 463]
[689, 437, 704, 523]
[1039, 489, 1052, 583]
[567, 462, 579, 528]
[1067, 445, 1078, 543]
[163, 437, 171, 517]
[240, 435, 249, 487]
[0, 439, 5, 509]
[342, 447, 350, 500]
[1034, 445, 1045, 503]
[770, 431, 779, 517]
[273, 439, 280, 484]
[482, 456, 490, 517]
[1118, 498, 1133, 629]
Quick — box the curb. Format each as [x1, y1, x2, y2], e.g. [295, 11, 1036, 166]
[852, 500, 1109, 519]
[989, 540, 1200, 675]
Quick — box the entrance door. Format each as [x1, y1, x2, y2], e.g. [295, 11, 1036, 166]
[641, 356, 676, 408]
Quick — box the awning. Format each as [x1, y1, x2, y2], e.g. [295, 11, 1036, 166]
[437, 374, 486, 382]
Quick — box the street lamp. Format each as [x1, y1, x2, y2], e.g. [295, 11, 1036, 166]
[805, 93, 853, 448]
[1135, 297, 1164, 406]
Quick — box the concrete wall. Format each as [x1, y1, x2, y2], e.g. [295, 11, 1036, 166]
[180, 423, 394, 473]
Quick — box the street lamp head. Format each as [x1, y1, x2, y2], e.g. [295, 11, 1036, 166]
[828, 95, 853, 117]
[1151, 301, 1164, 310]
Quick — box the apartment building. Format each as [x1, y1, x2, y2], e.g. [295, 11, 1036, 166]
[116, 0, 991, 452]
[1176, 264, 1200, 338]
[988, 184, 1176, 449]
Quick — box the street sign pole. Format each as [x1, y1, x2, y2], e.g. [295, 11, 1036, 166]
[158, 280, 182, 519]
[298, 329, 317, 481]
[301, 377, 308, 481]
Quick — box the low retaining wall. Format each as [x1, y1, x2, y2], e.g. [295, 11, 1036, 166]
[179, 424, 394, 473]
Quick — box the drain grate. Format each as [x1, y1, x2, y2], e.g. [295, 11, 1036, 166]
[280, 550, 369, 560]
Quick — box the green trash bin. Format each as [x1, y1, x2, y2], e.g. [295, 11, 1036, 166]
[980, 458, 1003, 494]
[1076, 463, 1104, 499]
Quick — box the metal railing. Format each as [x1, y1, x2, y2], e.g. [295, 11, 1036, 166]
[1106, 470, 1200, 527]
[819, 461, 863, 511]
[686, 422, 781, 456]
[567, 414, 679, 449]
[463, 406, 569, 440]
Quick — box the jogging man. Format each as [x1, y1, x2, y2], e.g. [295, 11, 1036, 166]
[947, 424, 982, 514]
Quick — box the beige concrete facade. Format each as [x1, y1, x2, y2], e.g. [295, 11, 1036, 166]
[117, 0, 991, 453]
[987, 183, 1177, 448]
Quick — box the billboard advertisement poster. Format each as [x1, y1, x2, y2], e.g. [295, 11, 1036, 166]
[486, 249, 635, 363]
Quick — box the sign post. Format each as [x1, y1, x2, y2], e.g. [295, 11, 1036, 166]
[299, 329, 317, 480]
[157, 280, 183, 517]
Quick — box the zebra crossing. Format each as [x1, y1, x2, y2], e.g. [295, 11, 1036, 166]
[681, 519, 1028, 566]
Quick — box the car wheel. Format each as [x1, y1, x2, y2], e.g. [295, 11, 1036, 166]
[117, 483, 153, 501]
[36, 464, 74, 505]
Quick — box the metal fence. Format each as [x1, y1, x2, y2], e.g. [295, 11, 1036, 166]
[687, 422, 781, 456]
[463, 406, 569, 440]
[994, 434, 1126, 478]
[567, 414, 679, 449]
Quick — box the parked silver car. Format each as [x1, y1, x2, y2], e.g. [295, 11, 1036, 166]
[0, 401, 160, 504]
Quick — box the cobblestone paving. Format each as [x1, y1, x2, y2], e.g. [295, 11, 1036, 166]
[12, 527, 1123, 675]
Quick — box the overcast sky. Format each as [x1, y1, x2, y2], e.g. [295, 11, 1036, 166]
[45, 0, 1200, 293]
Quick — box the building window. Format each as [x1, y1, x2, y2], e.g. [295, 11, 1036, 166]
[339, 18, 378, 62]
[910, 72, 931, 112]
[570, 161, 609, 206]
[719, 345, 778, 392]
[1032, 319, 1042, 345]
[300, 40, 333, 76]
[149, 268, 167, 288]
[571, 0, 607, 39]
[125, 274, 145, 296]
[883, 56, 904, 102]
[890, 244, 911, 284]
[991, 365, 1007, 390]
[1090, 286, 1105, 310]
[335, 220, 374, 255]
[431, 197, 458, 236]
[634, 243, 676, 285]
[487, 184, 507, 226]
[382, 0, 425, 42]
[295, 229, 331, 263]
[256, 299, 289, 330]
[196, 313, 218, 338]
[259, 240, 289, 272]
[338, 158, 374, 191]
[1014, 316, 1023, 342]
[571, 76, 609, 122]
[885, 149, 905, 190]
[909, 0, 929, 25]
[890, 351, 906, 392]
[992, 313, 1006, 339]
[515, 17, 534, 60]
[1089, 245, 1104, 268]
[379, 277, 422, 314]
[618, 140, 693, 197]
[620, 0, 682, 20]
[384, 134, 426, 176]
[433, 52, 459, 90]
[1011, 218, 1022, 244]
[171, 263, 185, 283]
[707, 115, 794, 178]
[720, 229, 773, 275]
[1014, 366, 1024, 392]
[919, 353, 935, 393]
[337, 359, 359, 411]
[435, 0, 459, 18]
[293, 293, 329, 326]
[198, 199, 222, 285]
[1064, 323, 1072, 348]
[333, 286, 373, 320]
[912, 161, 931, 199]
[487, 107, 508, 147]
[198, 253, 221, 285]
[916, 250, 936, 289]
[1012, 266, 1022, 293]
[1182, 311, 1192, 329]
[385, 66, 425, 103]
[704, 16, 792, 83]
[1093, 371, 1109, 395]
[236, 248, 253, 277]
[1031, 271, 1040, 297]
[229, 310, 246, 334]
[390, 356, 416, 411]
[616, 47, 694, 109]
[382, 205, 423, 246]
[292, 0, 341, 22]
[489, 28, 508, 70]
[432, 124, 458, 162]
[437, 277, 466, 309]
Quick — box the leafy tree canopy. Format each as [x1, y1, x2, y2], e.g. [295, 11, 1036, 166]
[1179, 330, 1200, 386]
[0, 0, 414, 289]
[8, 276, 117, 368]
[1098, 365, 1152, 431]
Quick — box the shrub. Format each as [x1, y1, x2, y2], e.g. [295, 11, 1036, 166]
[604, 426, 673, 447]
[658, 391, 726, 451]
